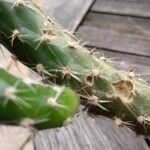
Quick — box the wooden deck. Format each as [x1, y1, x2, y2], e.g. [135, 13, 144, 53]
[0, 0, 150, 149]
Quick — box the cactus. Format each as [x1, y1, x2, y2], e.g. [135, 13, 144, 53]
[0, 0, 150, 135]
[0, 67, 79, 129]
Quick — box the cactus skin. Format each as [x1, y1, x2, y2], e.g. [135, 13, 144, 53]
[0, 0, 150, 135]
[0, 67, 79, 129]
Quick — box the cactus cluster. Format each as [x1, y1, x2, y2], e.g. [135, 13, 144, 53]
[0, 0, 150, 135]
[0, 66, 79, 129]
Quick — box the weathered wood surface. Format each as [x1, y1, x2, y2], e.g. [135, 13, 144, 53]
[39, 0, 94, 31]
[77, 12, 150, 57]
[35, 114, 149, 150]
[0, 46, 30, 78]
[91, 0, 150, 18]
[0, 125, 34, 150]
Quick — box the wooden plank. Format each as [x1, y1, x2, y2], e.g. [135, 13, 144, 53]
[35, 114, 149, 150]
[91, 0, 150, 18]
[77, 12, 150, 57]
[88, 46, 150, 82]
[0, 125, 34, 150]
[0, 45, 30, 78]
[38, 0, 94, 31]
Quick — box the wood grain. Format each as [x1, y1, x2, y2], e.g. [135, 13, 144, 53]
[77, 12, 150, 57]
[39, 0, 94, 31]
[0, 125, 34, 150]
[35, 114, 149, 150]
[0, 46, 30, 78]
[91, 0, 150, 18]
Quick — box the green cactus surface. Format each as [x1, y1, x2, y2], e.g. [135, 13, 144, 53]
[0, 0, 150, 135]
[0, 67, 79, 129]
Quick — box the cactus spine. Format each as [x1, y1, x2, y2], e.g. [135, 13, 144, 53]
[0, 0, 150, 135]
[0, 67, 79, 129]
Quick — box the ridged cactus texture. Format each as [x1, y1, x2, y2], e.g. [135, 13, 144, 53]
[0, 67, 79, 129]
[0, 0, 150, 135]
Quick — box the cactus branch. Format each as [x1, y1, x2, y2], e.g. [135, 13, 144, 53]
[0, 0, 150, 135]
[0, 67, 79, 129]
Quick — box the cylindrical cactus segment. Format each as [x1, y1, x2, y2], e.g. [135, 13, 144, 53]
[0, 67, 79, 129]
[0, 0, 150, 135]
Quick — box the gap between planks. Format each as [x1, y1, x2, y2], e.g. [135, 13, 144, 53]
[91, 0, 150, 18]
[77, 12, 150, 57]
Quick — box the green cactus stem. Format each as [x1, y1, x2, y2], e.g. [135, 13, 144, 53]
[0, 0, 150, 135]
[0, 67, 79, 129]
